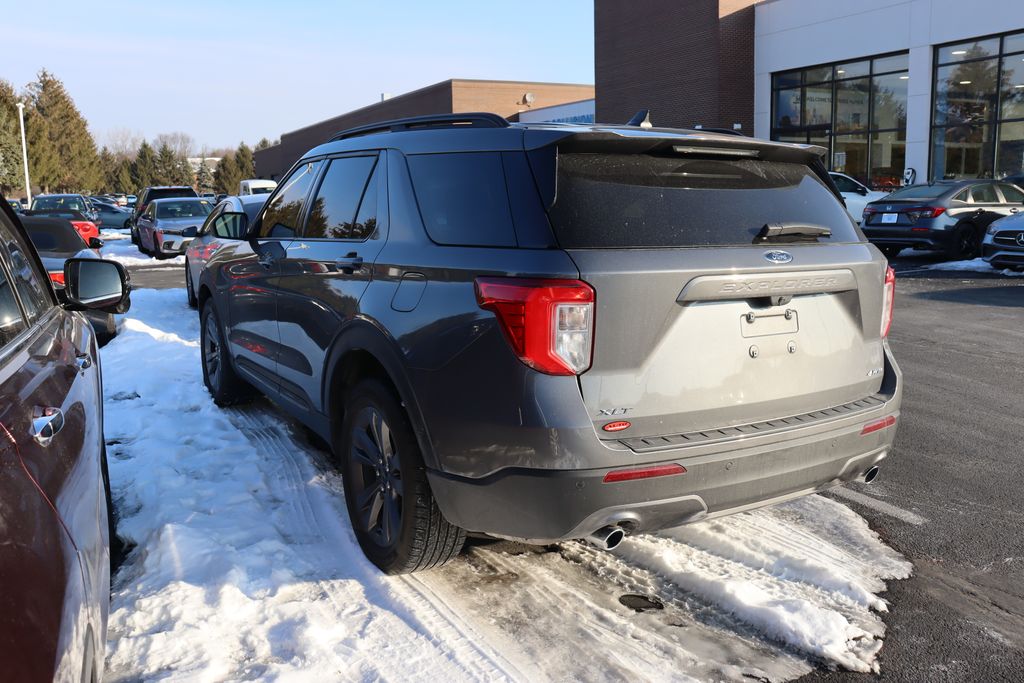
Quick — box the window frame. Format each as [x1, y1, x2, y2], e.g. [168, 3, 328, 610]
[301, 151, 381, 242]
[770, 50, 909, 190]
[251, 158, 327, 240]
[930, 30, 1024, 181]
[0, 210, 56, 340]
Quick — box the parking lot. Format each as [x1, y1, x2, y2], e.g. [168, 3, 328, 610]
[111, 250, 1024, 681]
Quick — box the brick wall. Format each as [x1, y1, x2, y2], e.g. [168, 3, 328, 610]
[595, 0, 756, 132]
[255, 80, 594, 180]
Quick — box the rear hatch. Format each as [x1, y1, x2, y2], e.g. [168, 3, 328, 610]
[538, 133, 889, 441]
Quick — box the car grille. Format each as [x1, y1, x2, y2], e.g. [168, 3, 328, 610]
[993, 231, 1024, 247]
[619, 394, 889, 453]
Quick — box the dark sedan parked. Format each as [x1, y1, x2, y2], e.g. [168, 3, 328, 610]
[861, 180, 1024, 259]
[0, 195, 132, 681]
[23, 215, 118, 344]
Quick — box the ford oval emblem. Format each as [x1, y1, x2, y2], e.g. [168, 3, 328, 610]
[763, 250, 793, 264]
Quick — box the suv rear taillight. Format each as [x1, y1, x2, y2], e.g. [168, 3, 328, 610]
[881, 266, 895, 338]
[48, 271, 64, 287]
[474, 277, 595, 375]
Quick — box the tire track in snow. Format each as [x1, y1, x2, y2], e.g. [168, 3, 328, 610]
[224, 406, 524, 682]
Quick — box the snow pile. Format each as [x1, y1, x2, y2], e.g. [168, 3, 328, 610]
[102, 290, 518, 681]
[924, 257, 1024, 277]
[102, 288, 911, 681]
[99, 229, 184, 267]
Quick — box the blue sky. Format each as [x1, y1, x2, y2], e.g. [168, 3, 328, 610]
[8, 0, 594, 152]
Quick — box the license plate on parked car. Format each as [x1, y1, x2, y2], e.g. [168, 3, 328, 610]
[881, 213, 898, 224]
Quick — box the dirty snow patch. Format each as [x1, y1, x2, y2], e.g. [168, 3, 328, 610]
[924, 257, 1024, 276]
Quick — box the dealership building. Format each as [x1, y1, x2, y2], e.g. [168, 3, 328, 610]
[596, 0, 1024, 188]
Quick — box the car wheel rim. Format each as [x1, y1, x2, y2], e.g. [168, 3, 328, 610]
[349, 406, 402, 547]
[203, 314, 220, 386]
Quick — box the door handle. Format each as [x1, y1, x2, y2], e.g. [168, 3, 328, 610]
[335, 252, 363, 273]
[31, 407, 64, 447]
[75, 353, 92, 373]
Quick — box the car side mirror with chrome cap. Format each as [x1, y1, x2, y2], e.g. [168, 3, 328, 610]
[61, 258, 132, 314]
[182, 226, 198, 238]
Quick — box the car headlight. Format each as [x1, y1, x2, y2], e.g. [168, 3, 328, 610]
[987, 222, 1002, 235]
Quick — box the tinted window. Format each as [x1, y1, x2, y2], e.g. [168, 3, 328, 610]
[0, 258, 26, 346]
[547, 153, 860, 248]
[884, 184, 954, 200]
[998, 183, 1024, 202]
[145, 187, 198, 203]
[0, 216, 51, 322]
[155, 200, 211, 219]
[352, 162, 380, 240]
[32, 195, 87, 212]
[258, 161, 323, 239]
[304, 156, 377, 240]
[971, 184, 999, 203]
[831, 174, 861, 193]
[24, 218, 88, 253]
[406, 152, 515, 247]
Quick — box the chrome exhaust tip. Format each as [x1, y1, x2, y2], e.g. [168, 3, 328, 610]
[863, 466, 880, 484]
[587, 525, 626, 550]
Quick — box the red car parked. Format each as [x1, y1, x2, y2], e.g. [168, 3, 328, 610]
[0, 195, 131, 681]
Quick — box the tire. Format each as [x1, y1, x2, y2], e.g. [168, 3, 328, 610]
[130, 224, 138, 245]
[185, 260, 197, 308]
[880, 246, 902, 260]
[339, 378, 465, 574]
[948, 223, 980, 260]
[95, 313, 117, 347]
[200, 301, 253, 406]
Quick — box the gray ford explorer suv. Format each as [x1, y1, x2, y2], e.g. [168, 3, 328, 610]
[196, 114, 902, 574]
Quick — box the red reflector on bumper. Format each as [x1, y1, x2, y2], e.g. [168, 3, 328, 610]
[861, 415, 896, 435]
[603, 463, 686, 483]
[602, 420, 631, 432]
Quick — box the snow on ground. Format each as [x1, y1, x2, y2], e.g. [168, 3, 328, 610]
[923, 257, 1024, 276]
[99, 229, 185, 267]
[101, 287, 912, 682]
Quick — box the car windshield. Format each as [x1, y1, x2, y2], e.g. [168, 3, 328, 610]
[156, 200, 212, 219]
[24, 219, 88, 252]
[32, 195, 87, 212]
[249, 187, 275, 195]
[883, 184, 954, 200]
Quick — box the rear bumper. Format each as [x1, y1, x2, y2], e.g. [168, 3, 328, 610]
[428, 408, 897, 542]
[429, 351, 903, 543]
[863, 225, 951, 250]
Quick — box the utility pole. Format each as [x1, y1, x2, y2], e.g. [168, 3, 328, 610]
[15, 102, 31, 204]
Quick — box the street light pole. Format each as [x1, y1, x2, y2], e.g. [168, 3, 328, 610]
[15, 102, 31, 205]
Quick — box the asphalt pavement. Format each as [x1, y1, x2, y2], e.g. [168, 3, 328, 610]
[125, 252, 1024, 681]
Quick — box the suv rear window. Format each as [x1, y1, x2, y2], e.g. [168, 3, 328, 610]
[145, 187, 198, 203]
[547, 154, 861, 248]
[24, 218, 87, 252]
[406, 152, 516, 247]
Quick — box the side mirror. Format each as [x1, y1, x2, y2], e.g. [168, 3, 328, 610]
[62, 258, 131, 314]
[88, 237, 104, 249]
[857, 186, 869, 196]
[182, 226, 199, 238]
[212, 212, 249, 240]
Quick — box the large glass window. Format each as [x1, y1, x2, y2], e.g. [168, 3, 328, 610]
[932, 31, 1024, 180]
[771, 52, 908, 189]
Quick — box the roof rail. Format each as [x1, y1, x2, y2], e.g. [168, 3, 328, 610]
[329, 112, 509, 142]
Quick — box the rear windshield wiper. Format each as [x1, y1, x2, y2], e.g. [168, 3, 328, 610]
[755, 222, 832, 243]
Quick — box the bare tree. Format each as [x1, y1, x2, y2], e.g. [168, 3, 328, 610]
[154, 131, 195, 159]
[104, 127, 144, 159]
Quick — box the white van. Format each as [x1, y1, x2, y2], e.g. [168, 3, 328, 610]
[239, 179, 277, 196]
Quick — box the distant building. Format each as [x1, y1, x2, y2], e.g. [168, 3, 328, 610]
[254, 78, 595, 180]
[187, 157, 221, 173]
[516, 98, 595, 124]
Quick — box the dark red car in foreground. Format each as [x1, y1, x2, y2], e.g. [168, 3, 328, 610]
[0, 196, 131, 681]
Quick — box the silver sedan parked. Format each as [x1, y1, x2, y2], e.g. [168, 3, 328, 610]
[135, 197, 212, 258]
[184, 194, 268, 307]
[982, 210, 1024, 271]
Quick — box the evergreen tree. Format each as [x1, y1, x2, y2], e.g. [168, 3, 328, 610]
[132, 141, 156, 190]
[112, 157, 133, 194]
[98, 146, 116, 192]
[25, 70, 100, 192]
[24, 105, 58, 194]
[235, 142, 254, 179]
[0, 80, 23, 193]
[196, 158, 214, 192]
[154, 143, 178, 185]
[173, 156, 195, 187]
[255, 137, 272, 151]
[213, 153, 241, 194]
